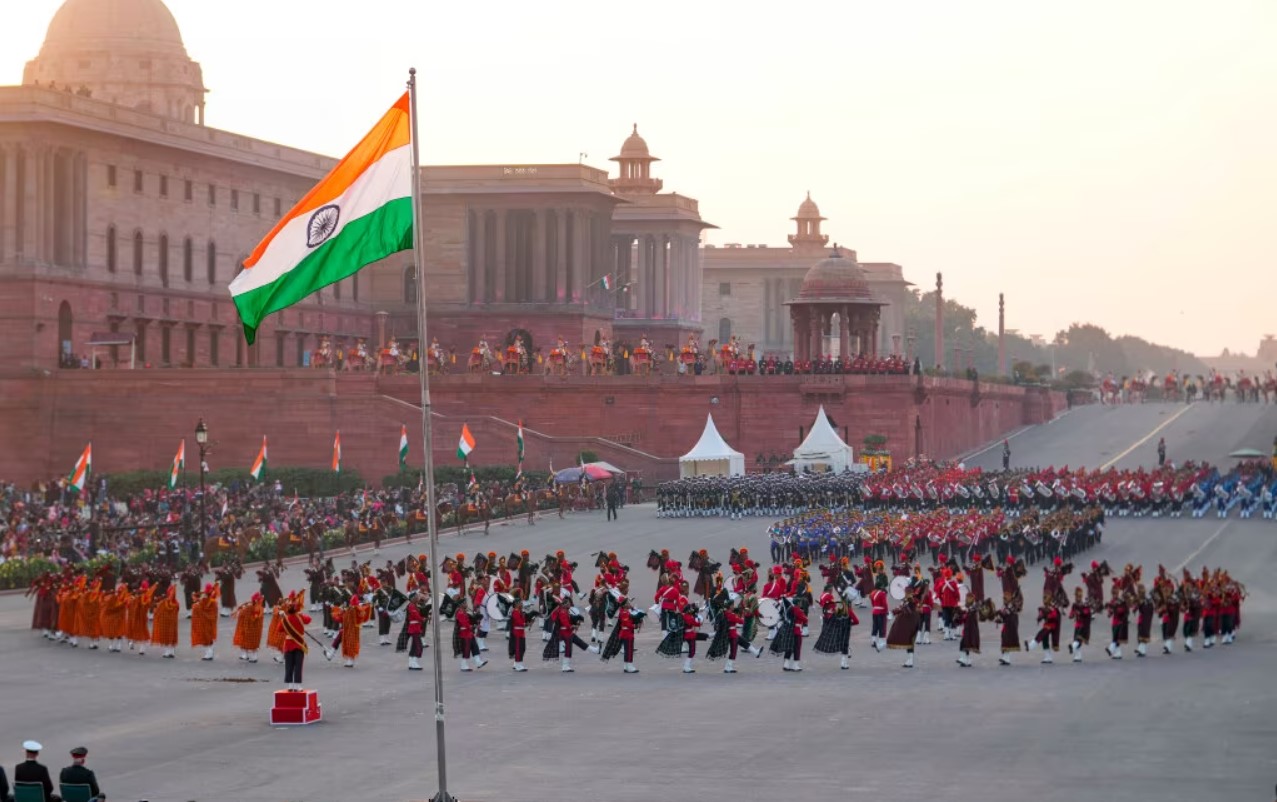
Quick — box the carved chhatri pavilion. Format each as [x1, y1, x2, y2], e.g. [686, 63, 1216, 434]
[786, 247, 884, 361]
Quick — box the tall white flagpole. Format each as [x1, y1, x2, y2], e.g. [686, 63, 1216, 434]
[407, 67, 453, 802]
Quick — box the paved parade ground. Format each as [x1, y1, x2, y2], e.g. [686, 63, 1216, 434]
[2, 402, 1275, 802]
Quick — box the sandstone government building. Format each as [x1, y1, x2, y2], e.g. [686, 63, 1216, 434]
[1, 0, 1061, 487]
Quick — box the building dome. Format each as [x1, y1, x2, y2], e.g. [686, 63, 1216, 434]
[796, 248, 874, 302]
[794, 191, 824, 221]
[617, 124, 655, 160]
[41, 0, 189, 57]
[24, 0, 206, 123]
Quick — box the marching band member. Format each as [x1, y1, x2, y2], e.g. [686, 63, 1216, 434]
[600, 595, 642, 674]
[886, 584, 922, 669]
[508, 589, 529, 672]
[151, 586, 180, 659]
[1158, 584, 1181, 655]
[955, 596, 981, 667]
[1105, 587, 1130, 659]
[267, 596, 288, 664]
[453, 598, 487, 672]
[1025, 598, 1061, 664]
[548, 596, 578, 673]
[406, 593, 427, 671]
[1068, 587, 1093, 662]
[783, 598, 809, 671]
[813, 585, 858, 670]
[996, 593, 1022, 666]
[281, 595, 312, 691]
[191, 583, 220, 661]
[761, 566, 787, 640]
[232, 593, 265, 663]
[330, 595, 372, 668]
[1134, 584, 1155, 657]
[869, 581, 889, 652]
[681, 602, 705, 674]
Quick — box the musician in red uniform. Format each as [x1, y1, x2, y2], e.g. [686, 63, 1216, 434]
[405, 596, 426, 671]
[453, 598, 487, 672]
[281, 597, 312, 691]
[681, 604, 704, 674]
[869, 585, 889, 652]
[722, 601, 746, 673]
[551, 600, 577, 673]
[762, 567, 787, 640]
[508, 589, 529, 672]
[938, 567, 961, 641]
[783, 601, 809, 672]
[618, 598, 640, 674]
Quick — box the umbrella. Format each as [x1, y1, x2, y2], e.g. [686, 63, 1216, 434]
[588, 460, 627, 475]
[553, 464, 613, 483]
[1228, 448, 1265, 459]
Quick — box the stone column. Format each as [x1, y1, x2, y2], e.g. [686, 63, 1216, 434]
[493, 209, 507, 303]
[892, 333, 902, 357]
[791, 309, 803, 361]
[0, 146, 12, 262]
[997, 292, 1007, 376]
[472, 209, 487, 303]
[934, 272, 944, 370]
[17, 147, 38, 263]
[571, 209, 587, 303]
[532, 209, 546, 303]
[838, 306, 850, 358]
[809, 313, 821, 361]
[555, 209, 568, 302]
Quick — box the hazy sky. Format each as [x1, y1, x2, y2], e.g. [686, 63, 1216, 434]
[4, 0, 1275, 356]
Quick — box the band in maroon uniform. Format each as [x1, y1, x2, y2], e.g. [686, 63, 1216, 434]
[1134, 584, 1155, 657]
[281, 593, 311, 691]
[996, 592, 1023, 666]
[955, 595, 983, 667]
[1157, 581, 1181, 655]
[404, 594, 426, 671]
[508, 589, 530, 672]
[1105, 584, 1131, 659]
[1068, 587, 1093, 662]
[886, 582, 922, 668]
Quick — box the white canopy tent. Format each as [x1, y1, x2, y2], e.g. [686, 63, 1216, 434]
[792, 405, 855, 473]
[679, 413, 746, 478]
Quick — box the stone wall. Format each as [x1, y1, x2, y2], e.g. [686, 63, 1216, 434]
[0, 369, 1062, 486]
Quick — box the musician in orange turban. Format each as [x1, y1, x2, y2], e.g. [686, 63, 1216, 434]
[191, 583, 220, 660]
[100, 584, 130, 653]
[233, 593, 266, 663]
[151, 586, 180, 658]
[126, 581, 155, 653]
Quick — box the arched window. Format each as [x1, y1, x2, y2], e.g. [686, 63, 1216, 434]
[206, 241, 216, 284]
[719, 317, 732, 342]
[404, 266, 418, 304]
[132, 230, 144, 275]
[158, 234, 169, 287]
[106, 226, 117, 273]
[182, 237, 193, 282]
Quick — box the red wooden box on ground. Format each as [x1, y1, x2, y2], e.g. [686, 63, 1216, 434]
[270, 689, 322, 726]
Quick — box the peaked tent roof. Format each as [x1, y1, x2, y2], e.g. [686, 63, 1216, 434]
[680, 413, 745, 463]
[794, 405, 853, 459]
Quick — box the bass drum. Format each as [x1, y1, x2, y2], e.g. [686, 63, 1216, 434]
[485, 592, 514, 623]
[757, 597, 782, 629]
[889, 575, 912, 601]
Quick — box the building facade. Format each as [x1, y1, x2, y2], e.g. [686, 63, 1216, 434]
[701, 194, 910, 357]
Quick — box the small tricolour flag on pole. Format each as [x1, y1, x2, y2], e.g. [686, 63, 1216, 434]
[68, 443, 92, 493]
[250, 436, 268, 481]
[516, 421, 525, 461]
[169, 439, 186, 489]
[457, 423, 475, 462]
[399, 424, 409, 470]
[229, 93, 414, 344]
[332, 431, 342, 474]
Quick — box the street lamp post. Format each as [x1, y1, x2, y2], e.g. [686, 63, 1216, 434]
[195, 418, 208, 560]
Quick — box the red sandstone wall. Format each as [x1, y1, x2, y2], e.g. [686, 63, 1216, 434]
[0, 369, 1062, 486]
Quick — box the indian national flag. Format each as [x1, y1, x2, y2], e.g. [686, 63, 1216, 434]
[398, 424, 409, 469]
[457, 423, 475, 462]
[515, 421, 525, 479]
[332, 431, 342, 474]
[68, 443, 92, 493]
[169, 439, 186, 489]
[250, 436, 268, 481]
[229, 93, 414, 343]
[600, 274, 613, 290]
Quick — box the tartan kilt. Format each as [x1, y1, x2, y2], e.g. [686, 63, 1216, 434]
[706, 621, 732, 661]
[769, 625, 796, 656]
[814, 615, 851, 655]
[600, 626, 624, 662]
[655, 629, 684, 658]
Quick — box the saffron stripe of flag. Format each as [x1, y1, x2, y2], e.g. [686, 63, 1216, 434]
[250, 436, 268, 481]
[229, 93, 414, 344]
[399, 424, 409, 469]
[332, 431, 342, 474]
[457, 423, 475, 461]
[68, 443, 92, 493]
